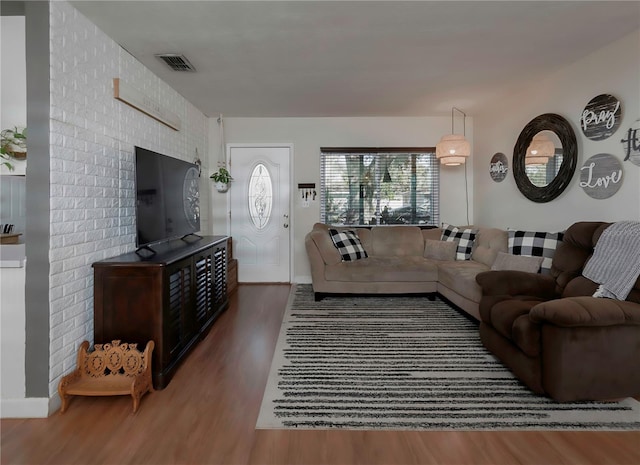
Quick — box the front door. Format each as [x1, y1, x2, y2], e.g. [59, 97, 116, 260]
[228, 145, 291, 283]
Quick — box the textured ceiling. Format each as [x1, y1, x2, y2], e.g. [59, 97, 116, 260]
[70, 1, 640, 117]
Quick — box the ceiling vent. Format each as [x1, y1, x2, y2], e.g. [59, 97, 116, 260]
[155, 54, 196, 72]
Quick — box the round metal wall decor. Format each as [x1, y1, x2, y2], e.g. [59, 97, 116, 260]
[489, 152, 508, 182]
[579, 153, 623, 199]
[620, 118, 640, 167]
[580, 94, 622, 141]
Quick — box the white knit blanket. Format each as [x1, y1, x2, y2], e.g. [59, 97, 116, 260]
[582, 221, 640, 300]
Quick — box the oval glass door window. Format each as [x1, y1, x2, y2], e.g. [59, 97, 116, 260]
[248, 163, 273, 230]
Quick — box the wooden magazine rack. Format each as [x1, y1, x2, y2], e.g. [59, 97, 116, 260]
[58, 340, 154, 413]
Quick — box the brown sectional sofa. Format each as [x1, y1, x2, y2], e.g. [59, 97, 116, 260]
[476, 221, 640, 401]
[305, 223, 507, 320]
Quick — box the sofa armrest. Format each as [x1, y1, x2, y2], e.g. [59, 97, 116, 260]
[305, 227, 341, 266]
[476, 270, 557, 299]
[530, 296, 640, 328]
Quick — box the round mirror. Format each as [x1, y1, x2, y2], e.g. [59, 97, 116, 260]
[513, 113, 577, 202]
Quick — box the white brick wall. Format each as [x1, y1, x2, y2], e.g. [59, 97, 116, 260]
[48, 2, 210, 396]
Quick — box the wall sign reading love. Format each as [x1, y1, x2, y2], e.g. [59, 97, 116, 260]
[579, 153, 623, 199]
[580, 94, 622, 141]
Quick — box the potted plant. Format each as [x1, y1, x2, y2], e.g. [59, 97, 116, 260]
[210, 166, 233, 193]
[1, 127, 27, 161]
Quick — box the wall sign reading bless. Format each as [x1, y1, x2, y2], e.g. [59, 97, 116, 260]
[489, 152, 508, 182]
[579, 153, 623, 199]
[580, 94, 622, 141]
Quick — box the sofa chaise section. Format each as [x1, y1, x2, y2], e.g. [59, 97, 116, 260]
[437, 228, 507, 319]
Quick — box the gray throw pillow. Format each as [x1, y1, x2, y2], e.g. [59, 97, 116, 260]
[491, 251, 544, 273]
[424, 239, 457, 261]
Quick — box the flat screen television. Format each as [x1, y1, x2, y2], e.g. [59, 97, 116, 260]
[134, 146, 201, 251]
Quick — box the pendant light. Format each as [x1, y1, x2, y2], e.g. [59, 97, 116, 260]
[436, 107, 471, 166]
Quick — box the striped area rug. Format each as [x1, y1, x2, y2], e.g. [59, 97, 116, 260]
[256, 285, 640, 430]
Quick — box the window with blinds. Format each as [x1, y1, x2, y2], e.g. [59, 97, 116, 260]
[320, 148, 439, 226]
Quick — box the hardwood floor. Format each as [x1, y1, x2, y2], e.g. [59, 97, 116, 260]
[2, 284, 639, 465]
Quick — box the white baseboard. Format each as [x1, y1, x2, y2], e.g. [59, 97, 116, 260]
[1, 397, 50, 418]
[1, 392, 61, 419]
[48, 392, 61, 416]
[293, 275, 312, 284]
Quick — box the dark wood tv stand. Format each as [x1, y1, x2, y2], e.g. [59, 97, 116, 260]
[92, 236, 229, 389]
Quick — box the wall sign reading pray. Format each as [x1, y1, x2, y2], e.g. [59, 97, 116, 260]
[580, 94, 622, 141]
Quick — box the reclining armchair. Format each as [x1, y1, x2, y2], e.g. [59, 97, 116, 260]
[476, 221, 640, 402]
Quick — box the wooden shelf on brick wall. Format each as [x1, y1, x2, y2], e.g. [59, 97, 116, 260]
[227, 237, 238, 294]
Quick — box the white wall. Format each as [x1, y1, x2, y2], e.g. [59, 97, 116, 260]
[209, 117, 474, 282]
[0, 16, 26, 129]
[474, 30, 640, 230]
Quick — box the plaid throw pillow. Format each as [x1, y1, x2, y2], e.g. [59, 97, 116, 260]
[329, 229, 368, 262]
[508, 229, 564, 274]
[441, 224, 478, 260]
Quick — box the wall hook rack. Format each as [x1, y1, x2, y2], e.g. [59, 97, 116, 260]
[298, 183, 317, 201]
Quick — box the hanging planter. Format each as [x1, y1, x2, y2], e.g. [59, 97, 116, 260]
[215, 181, 229, 193]
[210, 166, 233, 193]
